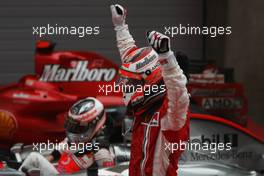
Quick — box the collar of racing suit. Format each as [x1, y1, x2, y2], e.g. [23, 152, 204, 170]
[126, 79, 166, 117]
[134, 96, 165, 122]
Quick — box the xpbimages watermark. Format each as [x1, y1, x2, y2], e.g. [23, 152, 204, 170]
[32, 140, 99, 154]
[164, 24, 232, 38]
[165, 140, 232, 154]
[98, 82, 166, 95]
[32, 24, 100, 38]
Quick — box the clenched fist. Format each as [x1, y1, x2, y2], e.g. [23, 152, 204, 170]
[147, 31, 171, 54]
[110, 4, 127, 27]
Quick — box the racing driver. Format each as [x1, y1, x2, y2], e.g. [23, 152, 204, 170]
[111, 4, 190, 176]
[19, 97, 114, 175]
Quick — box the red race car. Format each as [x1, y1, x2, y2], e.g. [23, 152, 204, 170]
[0, 41, 123, 149]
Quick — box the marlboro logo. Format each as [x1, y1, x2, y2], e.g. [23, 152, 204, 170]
[40, 61, 116, 82]
[135, 54, 156, 70]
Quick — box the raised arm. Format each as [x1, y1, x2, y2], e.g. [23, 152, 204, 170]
[110, 4, 137, 63]
[147, 31, 190, 131]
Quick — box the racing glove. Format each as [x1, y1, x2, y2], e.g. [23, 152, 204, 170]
[110, 4, 136, 62]
[147, 31, 177, 70]
[110, 4, 126, 27]
[147, 31, 171, 54]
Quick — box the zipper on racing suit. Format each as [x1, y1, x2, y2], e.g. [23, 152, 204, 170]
[140, 122, 151, 176]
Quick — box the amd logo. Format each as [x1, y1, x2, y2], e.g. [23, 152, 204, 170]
[40, 61, 116, 82]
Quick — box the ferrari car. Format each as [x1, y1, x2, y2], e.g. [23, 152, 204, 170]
[0, 41, 122, 150]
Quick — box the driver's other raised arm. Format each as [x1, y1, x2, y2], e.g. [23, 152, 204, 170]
[147, 31, 190, 131]
[160, 51, 189, 131]
[110, 4, 137, 63]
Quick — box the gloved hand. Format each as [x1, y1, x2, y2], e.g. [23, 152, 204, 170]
[147, 31, 171, 54]
[110, 4, 126, 27]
